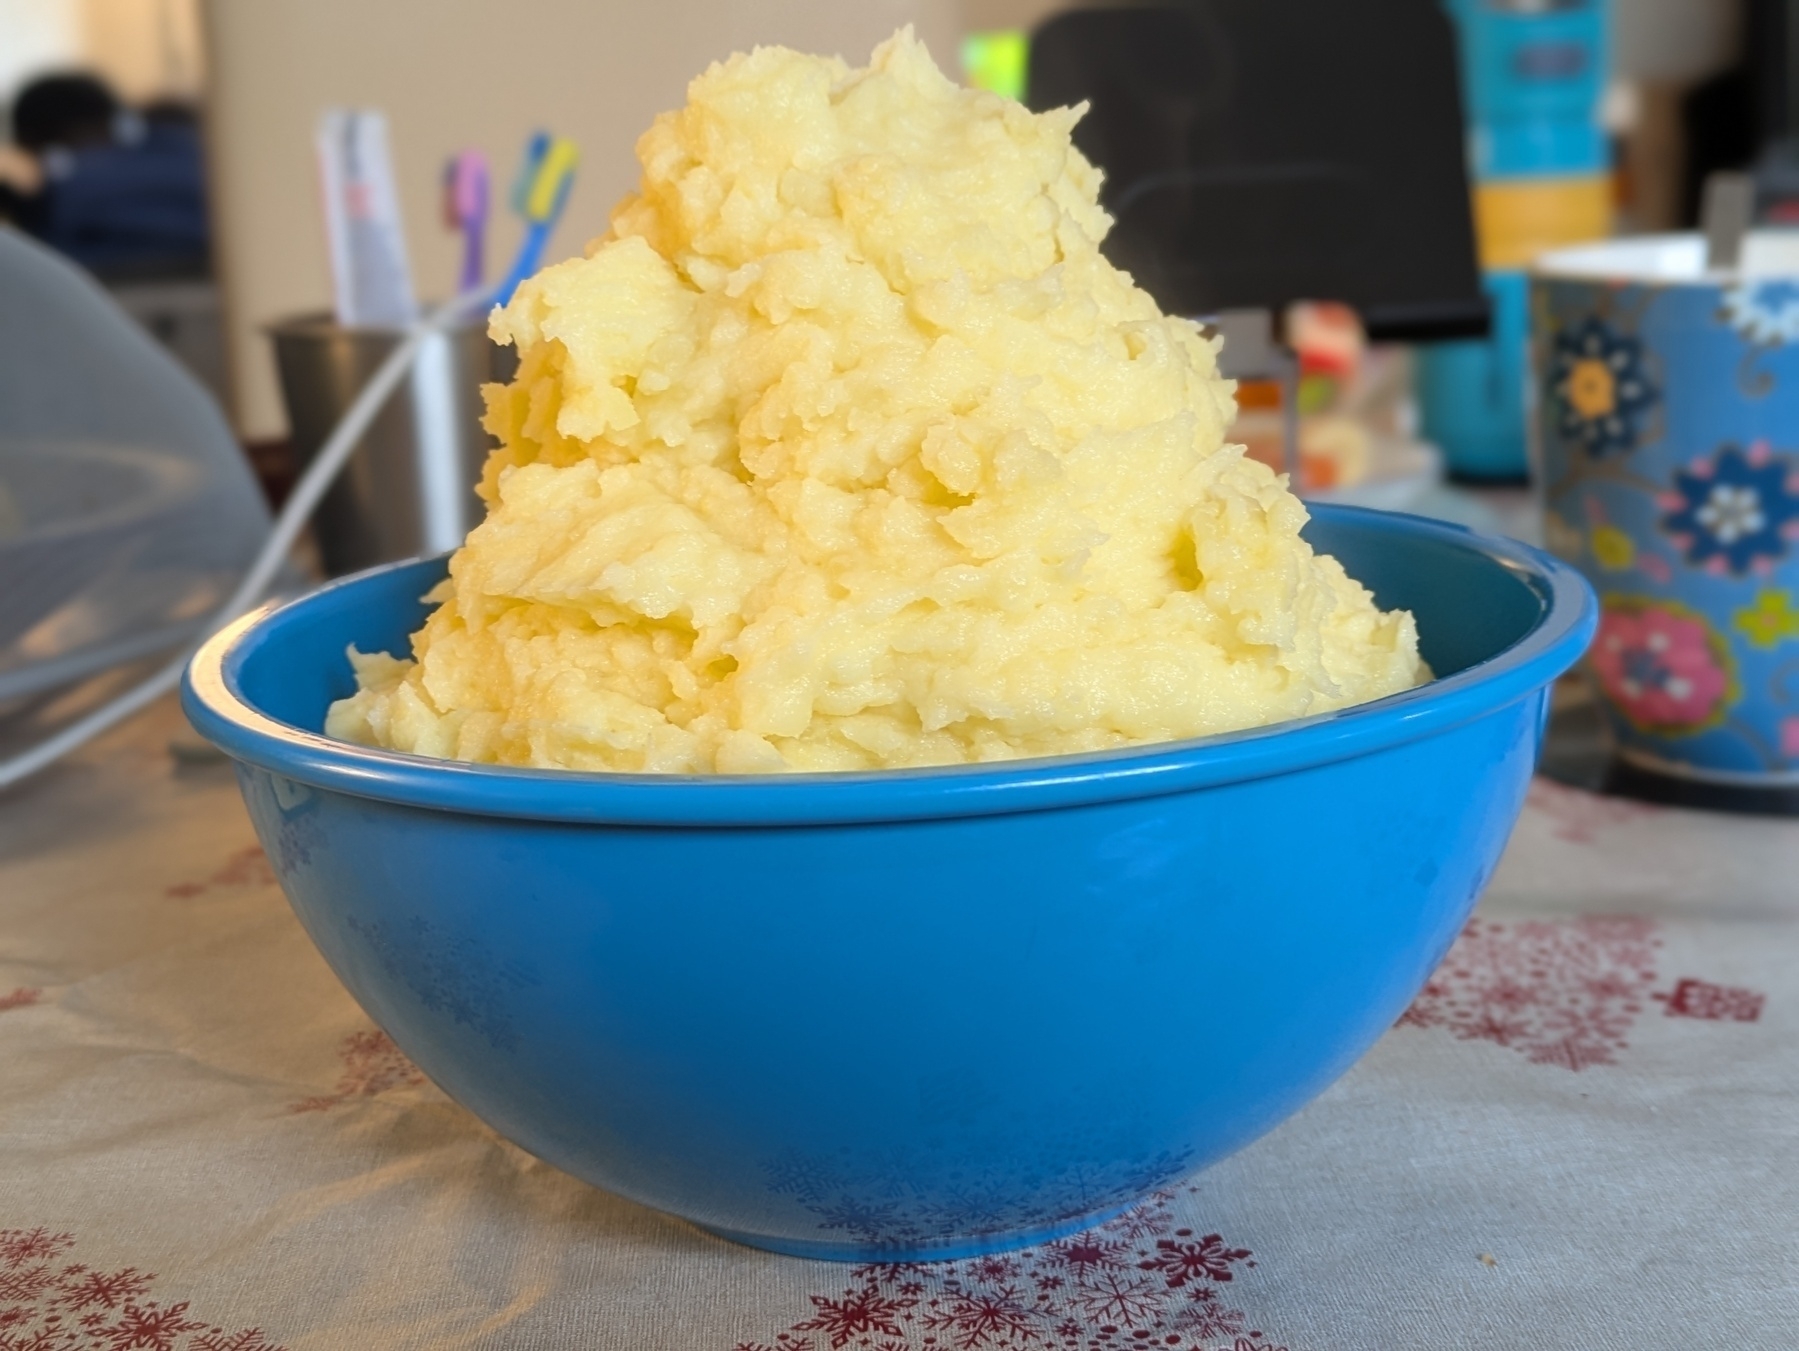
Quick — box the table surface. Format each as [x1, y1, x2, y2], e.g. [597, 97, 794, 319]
[2, 688, 1797, 1351]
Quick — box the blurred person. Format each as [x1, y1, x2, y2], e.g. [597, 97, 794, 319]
[0, 71, 209, 279]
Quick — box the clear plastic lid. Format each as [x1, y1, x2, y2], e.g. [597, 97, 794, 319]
[0, 226, 270, 703]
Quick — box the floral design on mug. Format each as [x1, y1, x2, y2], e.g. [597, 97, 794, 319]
[1562, 495, 1672, 581]
[1589, 596, 1737, 735]
[1720, 277, 1799, 346]
[1659, 442, 1799, 575]
[1589, 525, 1634, 570]
[1549, 316, 1657, 457]
[1735, 589, 1799, 650]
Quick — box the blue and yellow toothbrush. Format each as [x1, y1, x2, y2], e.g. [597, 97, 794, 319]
[493, 131, 579, 305]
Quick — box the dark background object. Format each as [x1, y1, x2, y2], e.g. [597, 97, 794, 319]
[1745, 0, 1799, 151]
[1027, 0, 1487, 341]
[1680, 0, 1799, 226]
[3, 70, 210, 281]
[10, 72, 120, 152]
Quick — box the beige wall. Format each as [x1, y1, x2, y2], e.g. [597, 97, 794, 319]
[0, 0, 203, 104]
[962, 0, 1062, 35]
[80, 0, 204, 101]
[201, 0, 961, 441]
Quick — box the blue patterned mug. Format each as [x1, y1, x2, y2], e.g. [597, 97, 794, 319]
[1532, 235, 1799, 788]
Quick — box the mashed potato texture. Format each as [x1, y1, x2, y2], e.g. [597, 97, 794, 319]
[325, 30, 1426, 774]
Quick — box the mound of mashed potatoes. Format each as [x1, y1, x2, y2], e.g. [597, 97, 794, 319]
[325, 30, 1427, 774]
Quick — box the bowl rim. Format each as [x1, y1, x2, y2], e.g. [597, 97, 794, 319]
[182, 504, 1597, 827]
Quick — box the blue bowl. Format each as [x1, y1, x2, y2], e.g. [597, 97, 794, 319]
[183, 505, 1595, 1261]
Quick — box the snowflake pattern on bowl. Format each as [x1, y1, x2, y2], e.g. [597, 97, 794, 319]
[1719, 277, 1799, 346]
[1550, 317, 1658, 458]
[761, 1138, 1195, 1254]
[731, 1189, 1285, 1351]
[0, 1227, 284, 1351]
[346, 913, 541, 1054]
[1588, 596, 1736, 736]
[1659, 442, 1799, 576]
[236, 771, 321, 879]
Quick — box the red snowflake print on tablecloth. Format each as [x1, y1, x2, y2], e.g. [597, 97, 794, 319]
[962, 1256, 1021, 1287]
[1171, 1289, 1247, 1342]
[793, 1286, 916, 1349]
[1524, 777, 1660, 845]
[1138, 1233, 1254, 1288]
[288, 1028, 426, 1114]
[0, 989, 41, 1014]
[0, 1232, 71, 1270]
[0, 1229, 283, 1351]
[0, 1261, 61, 1305]
[734, 1190, 1277, 1351]
[850, 1264, 930, 1288]
[1401, 917, 1768, 1070]
[92, 1301, 207, 1351]
[189, 1332, 284, 1351]
[1400, 917, 1659, 1069]
[1068, 1268, 1163, 1330]
[1042, 1235, 1130, 1277]
[55, 1269, 152, 1312]
[163, 847, 276, 900]
[923, 1284, 1042, 1349]
[1656, 979, 1765, 1022]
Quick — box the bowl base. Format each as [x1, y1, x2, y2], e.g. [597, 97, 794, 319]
[694, 1199, 1136, 1263]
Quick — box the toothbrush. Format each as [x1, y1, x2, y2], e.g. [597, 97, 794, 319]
[493, 131, 579, 305]
[442, 148, 490, 294]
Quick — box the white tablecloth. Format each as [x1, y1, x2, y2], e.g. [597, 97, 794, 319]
[2, 701, 1795, 1350]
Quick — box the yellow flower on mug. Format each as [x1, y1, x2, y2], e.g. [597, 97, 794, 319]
[1734, 589, 1799, 650]
[1550, 317, 1657, 457]
[1565, 356, 1617, 418]
[1590, 525, 1635, 570]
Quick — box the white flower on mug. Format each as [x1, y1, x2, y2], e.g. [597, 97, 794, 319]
[1694, 482, 1766, 545]
[1720, 278, 1799, 346]
[1659, 441, 1799, 576]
